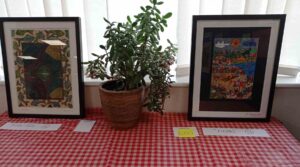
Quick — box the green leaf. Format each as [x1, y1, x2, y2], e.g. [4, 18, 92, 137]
[92, 53, 100, 57]
[146, 5, 152, 10]
[104, 33, 110, 38]
[132, 21, 137, 27]
[157, 46, 162, 51]
[160, 25, 164, 32]
[157, 1, 163, 5]
[117, 23, 122, 29]
[161, 19, 167, 27]
[154, 7, 161, 14]
[103, 17, 110, 24]
[163, 12, 172, 19]
[167, 39, 171, 44]
[155, 13, 161, 20]
[99, 45, 106, 50]
[110, 64, 116, 75]
[153, 0, 157, 4]
[127, 16, 132, 23]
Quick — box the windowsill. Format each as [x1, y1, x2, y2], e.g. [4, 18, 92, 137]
[275, 75, 300, 87]
[84, 74, 300, 87]
[1, 75, 300, 88]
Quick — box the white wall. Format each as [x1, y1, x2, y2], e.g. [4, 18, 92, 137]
[0, 85, 7, 113]
[272, 87, 300, 140]
[0, 84, 299, 140]
[84, 85, 300, 141]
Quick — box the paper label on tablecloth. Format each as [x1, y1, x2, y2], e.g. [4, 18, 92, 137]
[0, 123, 61, 131]
[202, 128, 270, 137]
[74, 120, 96, 132]
[173, 127, 199, 138]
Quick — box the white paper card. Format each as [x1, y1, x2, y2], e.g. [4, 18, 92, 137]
[74, 120, 96, 132]
[202, 128, 270, 137]
[18, 56, 37, 60]
[173, 127, 199, 137]
[0, 123, 61, 131]
[41, 40, 66, 46]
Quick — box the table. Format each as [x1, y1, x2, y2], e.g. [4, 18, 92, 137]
[0, 109, 299, 167]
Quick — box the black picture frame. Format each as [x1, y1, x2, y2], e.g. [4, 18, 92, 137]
[188, 15, 286, 121]
[0, 17, 85, 118]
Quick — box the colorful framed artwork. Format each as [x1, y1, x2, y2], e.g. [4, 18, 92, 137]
[0, 17, 84, 118]
[188, 15, 286, 121]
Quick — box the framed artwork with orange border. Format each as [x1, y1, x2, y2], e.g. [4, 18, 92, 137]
[188, 15, 285, 121]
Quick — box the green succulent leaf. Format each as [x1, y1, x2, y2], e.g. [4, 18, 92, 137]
[163, 12, 172, 19]
[99, 45, 106, 50]
[103, 17, 110, 24]
[132, 21, 137, 27]
[127, 16, 132, 23]
[146, 5, 152, 10]
[154, 7, 161, 14]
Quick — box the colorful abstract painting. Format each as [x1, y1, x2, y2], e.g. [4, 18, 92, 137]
[210, 38, 259, 100]
[12, 30, 73, 108]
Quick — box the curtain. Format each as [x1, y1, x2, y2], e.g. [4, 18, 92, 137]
[0, 0, 299, 80]
[177, 0, 297, 67]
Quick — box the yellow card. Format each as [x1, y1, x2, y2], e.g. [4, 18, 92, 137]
[177, 128, 196, 138]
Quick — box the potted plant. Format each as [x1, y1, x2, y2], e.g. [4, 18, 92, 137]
[84, 0, 177, 129]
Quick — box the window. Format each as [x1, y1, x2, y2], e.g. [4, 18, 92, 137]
[0, 0, 300, 81]
[177, 0, 300, 77]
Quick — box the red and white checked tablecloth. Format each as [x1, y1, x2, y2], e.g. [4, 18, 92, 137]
[0, 108, 299, 167]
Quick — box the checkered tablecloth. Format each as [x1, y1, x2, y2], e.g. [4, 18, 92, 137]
[0, 109, 299, 167]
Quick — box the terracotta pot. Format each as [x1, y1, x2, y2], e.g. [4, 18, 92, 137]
[99, 81, 144, 130]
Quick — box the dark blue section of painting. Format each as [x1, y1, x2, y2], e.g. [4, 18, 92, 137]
[22, 43, 63, 99]
[233, 62, 256, 77]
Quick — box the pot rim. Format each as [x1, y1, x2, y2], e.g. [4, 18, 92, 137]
[99, 80, 144, 94]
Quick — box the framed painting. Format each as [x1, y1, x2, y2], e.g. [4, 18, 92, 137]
[188, 15, 286, 121]
[0, 17, 84, 118]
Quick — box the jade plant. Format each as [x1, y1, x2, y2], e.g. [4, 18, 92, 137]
[84, 0, 177, 114]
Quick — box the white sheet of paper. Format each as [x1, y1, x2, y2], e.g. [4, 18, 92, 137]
[41, 40, 66, 46]
[74, 120, 96, 133]
[18, 56, 37, 60]
[0, 123, 61, 131]
[202, 128, 270, 137]
[173, 127, 199, 137]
